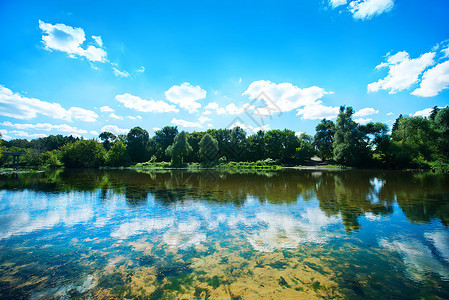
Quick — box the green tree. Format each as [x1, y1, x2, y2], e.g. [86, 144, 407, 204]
[153, 126, 178, 161]
[333, 106, 369, 166]
[60, 140, 106, 168]
[99, 131, 117, 150]
[166, 131, 192, 165]
[296, 133, 315, 162]
[246, 130, 265, 161]
[313, 119, 335, 160]
[199, 133, 219, 163]
[106, 141, 131, 166]
[126, 127, 149, 162]
[433, 106, 449, 160]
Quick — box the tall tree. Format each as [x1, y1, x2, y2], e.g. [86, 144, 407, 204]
[333, 106, 369, 166]
[60, 140, 106, 168]
[313, 119, 336, 160]
[246, 130, 265, 161]
[199, 133, 219, 163]
[99, 131, 117, 150]
[166, 131, 192, 165]
[153, 126, 178, 161]
[126, 127, 149, 162]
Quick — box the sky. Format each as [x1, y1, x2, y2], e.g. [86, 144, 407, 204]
[0, 0, 449, 140]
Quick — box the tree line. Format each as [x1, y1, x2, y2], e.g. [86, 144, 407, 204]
[0, 105, 448, 169]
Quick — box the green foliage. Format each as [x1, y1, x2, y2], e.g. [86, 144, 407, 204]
[313, 119, 335, 160]
[45, 152, 63, 168]
[333, 106, 370, 166]
[126, 127, 149, 162]
[199, 134, 219, 163]
[166, 131, 193, 165]
[60, 139, 106, 168]
[106, 141, 131, 167]
[99, 131, 117, 150]
[153, 126, 178, 162]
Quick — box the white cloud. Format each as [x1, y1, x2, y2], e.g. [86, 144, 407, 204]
[100, 125, 129, 135]
[100, 106, 114, 112]
[229, 122, 270, 134]
[296, 101, 340, 120]
[387, 112, 394, 116]
[39, 20, 107, 63]
[349, 0, 394, 20]
[1, 122, 88, 134]
[152, 127, 161, 131]
[354, 107, 379, 117]
[198, 116, 211, 124]
[412, 60, 449, 97]
[354, 118, 372, 124]
[115, 93, 179, 113]
[127, 115, 142, 120]
[171, 118, 201, 128]
[413, 108, 433, 117]
[92, 35, 103, 47]
[165, 83, 206, 113]
[113, 68, 130, 78]
[329, 0, 348, 8]
[204, 102, 251, 115]
[90, 131, 99, 136]
[368, 51, 435, 94]
[0, 85, 98, 122]
[137, 66, 145, 73]
[244, 80, 332, 117]
[109, 113, 123, 120]
[10, 131, 47, 139]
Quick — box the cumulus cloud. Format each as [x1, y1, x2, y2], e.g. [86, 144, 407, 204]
[203, 102, 252, 115]
[329, 0, 394, 20]
[229, 122, 270, 134]
[0, 86, 98, 122]
[165, 83, 207, 113]
[329, 0, 348, 8]
[412, 60, 449, 97]
[9, 131, 47, 139]
[1, 121, 88, 135]
[113, 68, 130, 78]
[198, 116, 211, 124]
[368, 51, 436, 94]
[296, 101, 340, 120]
[100, 125, 129, 135]
[115, 93, 179, 113]
[100, 106, 114, 112]
[39, 20, 107, 63]
[354, 107, 379, 117]
[244, 80, 332, 119]
[349, 0, 394, 20]
[137, 66, 145, 73]
[413, 108, 433, 117]
[127, 115, 142, 120]
[171, 118, 201, 128]
[109, 113, 123, 120]
[354, 118, 372, 124]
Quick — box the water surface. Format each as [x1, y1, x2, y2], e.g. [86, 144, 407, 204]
[0, 169, 448, 299]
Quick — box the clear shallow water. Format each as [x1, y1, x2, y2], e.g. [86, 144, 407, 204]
[0, 169, 448, 299]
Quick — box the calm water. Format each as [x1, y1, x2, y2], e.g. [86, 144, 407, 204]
[0, 169, 448, 299]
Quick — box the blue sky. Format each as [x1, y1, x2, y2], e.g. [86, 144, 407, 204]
[1, 0, 448, 140]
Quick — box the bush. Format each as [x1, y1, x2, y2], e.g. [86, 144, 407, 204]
[60, 140, 106, 168]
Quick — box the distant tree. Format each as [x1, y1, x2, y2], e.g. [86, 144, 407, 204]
[186, 131, 205, 162]
[166, 131, 192, 165]
[333, 106, 370, 166]
[313, 119, 335, 160]
[229, 127, 247, 161]
[106, 141, 130, 166]
[153, 126, 178, 161]
[246, 130, 265, 161]
[434, 106, 449, 159]
[429, 105, 440, 121]
[126, 127, 149, 162]
[391, 114, 402, 134]
[199, 133, 219, 163]
[60, 140, 106, 168]
[99, 131, 117, 150]
[296, 133, 315, 162]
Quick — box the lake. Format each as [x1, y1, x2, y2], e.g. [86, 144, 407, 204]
[0, 169, 448, 299]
